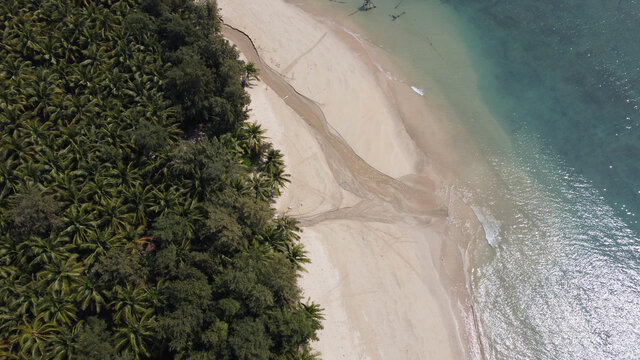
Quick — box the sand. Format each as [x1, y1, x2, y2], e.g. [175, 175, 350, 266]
[219, 0, 478, 358]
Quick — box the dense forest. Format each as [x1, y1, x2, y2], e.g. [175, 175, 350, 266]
[0, 0, 322, 359]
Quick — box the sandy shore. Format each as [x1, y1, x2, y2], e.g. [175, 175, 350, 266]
[219, 0, 479, 358]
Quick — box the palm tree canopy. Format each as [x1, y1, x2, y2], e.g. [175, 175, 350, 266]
[0, 0, 321, 359]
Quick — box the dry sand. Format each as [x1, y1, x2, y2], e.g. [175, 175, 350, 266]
[219, 0, 480, 358]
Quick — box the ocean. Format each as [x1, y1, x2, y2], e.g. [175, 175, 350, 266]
[297, 0, 640, 358]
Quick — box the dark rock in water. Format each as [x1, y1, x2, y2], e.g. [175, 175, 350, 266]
[390, 11, 406, 20]
[361, 0, 376, 11]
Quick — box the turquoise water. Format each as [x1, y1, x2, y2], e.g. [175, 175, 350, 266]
[444, 2, 640, 359]
[301, 0, 640, 358]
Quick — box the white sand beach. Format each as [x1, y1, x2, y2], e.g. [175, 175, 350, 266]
[219, 0, 479, 358]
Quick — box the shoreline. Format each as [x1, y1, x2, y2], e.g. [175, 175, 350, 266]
[219, 0, 484, 358]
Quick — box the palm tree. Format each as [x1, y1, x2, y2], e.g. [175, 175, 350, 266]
[219, 132, 244, 157]
[9, 283, 39, 320]
[34, 146, 64, 174]
[62, 94, 95, 126]
[81, 228, 125, 265]
[144, 280, 166, 313]
[0, 158, 20, 205]
[17, 234, 72, 269]
[52, 170, 89, 207]
[36, 255, 85, 293]
[119, 224, 146, 247]
[173, 239, 192, 268]
[267, 167, 291, 197]
[97, 196, 134, 234]
[264, 216, 307, 270]
[49, 323, 80, 360]
[86, 174, 116, 202]
[10, 315, 58, 359]
[93, 9, 119, 42]
[37, 293, 78, 326]
[2, 128, 32, 162]
[61, 204, 96, 245]
[284, 242, 310, 272]
[229, 176, 253, 197]
[113, 313, 156, 359]
[262, 148, 285, 175]
[19, 117, 54, 145]
[286, 346, 322, 360]
[242, 62, 260, 87]
[250, 173, 272, 201]
[150, 185, 184, 216]
[110, 284, 151, 324]
[109, 161, 143, 188]
[35, 33, 63, 66]
[170, 198, 203, 239]
[30, 68, 63, 119]
[74, 277, 106, 313]
[240, 122, 266, 157]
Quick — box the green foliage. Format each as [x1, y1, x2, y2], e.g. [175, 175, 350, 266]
[90, 248, 147, 288]
[75, 317, 133, 360]
[0, 0, 320, 358]
[133, 120, 172, 155]
[8, 188, 63, 236]
[228, 318, 272, 360]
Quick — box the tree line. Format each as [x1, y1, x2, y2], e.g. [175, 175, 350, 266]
[0, 0, 322, 358]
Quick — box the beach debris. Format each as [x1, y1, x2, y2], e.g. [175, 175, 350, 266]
[361, 0, 376, 11]
[411, 86, 424, 96]
[390, 11, 406, 21]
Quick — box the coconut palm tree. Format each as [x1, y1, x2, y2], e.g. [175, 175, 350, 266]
[243, 62, 260, 87]
[81, 228, 124, 265]
[36, 255, 85, 293]
[61, 204, 96, 245]
[125, 182, 155, 226]
[49, 323, 80, 360]
[74, 276, 106, 313]
[9, 283, 40, 320]
[17, 234, 72, 268]
[30, 68, 63, 119]
[250, 172, 272, 201]
[240, 122, 266, 158]
[97, 196, 134, 234]
[111, 284, 151, 324]
[262, 148, 285, 175]
[37, 293, 79, 326]
[113, 313, 156, 359]
[10, 315, 58, 359]
[267, 167, 291, 197]
[150, 186, 184, 216]
[170, 198, 203, 239]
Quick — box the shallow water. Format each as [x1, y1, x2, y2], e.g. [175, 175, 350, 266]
[301, 0, 640, 358]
